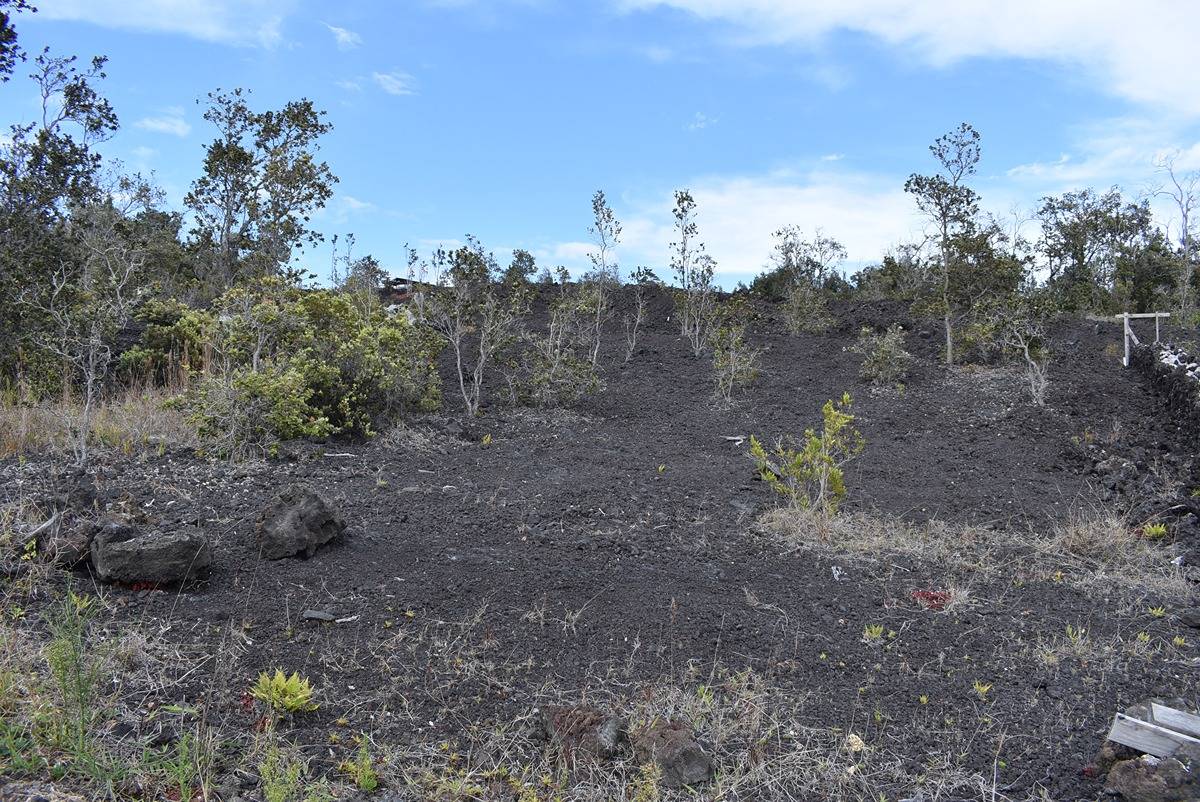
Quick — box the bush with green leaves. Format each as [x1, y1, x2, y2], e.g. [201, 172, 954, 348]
[749, 393, 864, 514]
[166, 277, 441, 457]
[850, 324, 912, 386]
[117, 299, 213, 384]
[782, 284, 835, 334]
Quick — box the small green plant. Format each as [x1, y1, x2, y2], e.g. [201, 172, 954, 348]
[45, 590, 101, 758]
[1142, 522, 1168, 540]
[1174, 635, 1189, 648]
[631, 761, 662, 802]
[341, 738, 379, 792]
[259, 739, 304, 802]
[1149, 606, 1167, 619]
[972, 680, 992, 701]
[862, 624, 885, 645]
[749, 393, 865, 514]
[850, 324, 912, 386]
[251, 670, 318, 715]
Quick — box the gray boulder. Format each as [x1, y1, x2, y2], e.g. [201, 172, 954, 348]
[90, 523, 211, 585]
[255, 485, 345, 560]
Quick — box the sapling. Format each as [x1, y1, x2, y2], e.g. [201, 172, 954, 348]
[623, 266, 657, 362]
[711, 298, 762, 403]
[669, 190, 717, 356]
[584, 190, 621, 367]
[749, 393, 864, 515]
[424, 236, 531, 416]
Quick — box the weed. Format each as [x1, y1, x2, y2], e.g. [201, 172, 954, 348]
[862, 624, 885, 646]
[250, 670, 318, 716]
[972, 680, 992, 701]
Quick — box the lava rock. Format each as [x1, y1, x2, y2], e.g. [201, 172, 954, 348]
[90, 523, 211, 585]
[632, 720, 713, 788]
[1178, 607, 1200, 629]
[537, 705, 626, 760]
[255, 485, 345, 560]
[36, 516, 96, 569]
[1105, 753, 1200, 802]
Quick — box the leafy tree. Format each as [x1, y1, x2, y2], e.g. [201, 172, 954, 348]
[185, 88, 337, 293]
[0, 49, 118, 396]
[904, 122, 981, 364]
[0, 0, 34, 81]
[1037, 188, 1165, 312]
[503, 248, 537, 286]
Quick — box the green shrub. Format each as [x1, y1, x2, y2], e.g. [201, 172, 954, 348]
[850, 324, 912, 386]
[749, 393, 864, 514]
[711, 299, 762, 403]
[176, 279, 442, 456]
[782, 284, 834, 334]
[118, 299, 213, 384]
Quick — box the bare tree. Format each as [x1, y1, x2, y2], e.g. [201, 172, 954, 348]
[670, 190, 717, 356]
[424, 236, 529, 416]
[1154, 151, 1198, 312]
[583, 190, 621, 367]
[623, 266, 656, 362]
[34, 176, 157, 464]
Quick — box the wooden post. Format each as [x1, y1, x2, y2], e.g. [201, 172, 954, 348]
[1124, 313, 1131, 367]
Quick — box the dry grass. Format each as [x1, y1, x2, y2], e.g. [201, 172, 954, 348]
[1034, 510, 1193, 600]
[0, 388, 196, 460]
[761, 507, 993, 570]
[759, 506, 1195, 603]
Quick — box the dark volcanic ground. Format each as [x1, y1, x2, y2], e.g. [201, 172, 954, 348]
[4, 291, 1199, 801]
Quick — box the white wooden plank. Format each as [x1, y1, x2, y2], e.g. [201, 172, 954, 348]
[1108, 713, 1200, 757]
[1151, 703, 1200, 740]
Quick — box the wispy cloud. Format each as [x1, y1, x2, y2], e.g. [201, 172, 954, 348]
[687, 112, 717, 131]
[35, 0, 293, 47]
[373, 71, 418, 96]
[617, 0, 1200, 115]
[335, 79, 364, 92]
[135, 106, 191, 137]
[323, 22, 362, 50]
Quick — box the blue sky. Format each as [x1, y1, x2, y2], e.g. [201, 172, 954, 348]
[9, 0, 1200, 286]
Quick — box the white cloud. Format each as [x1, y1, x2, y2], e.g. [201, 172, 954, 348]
[373, 71, 418, 96]
[135, 107, 191, 137]
[324, 22, 362, 50]
[687, 112, 717, 131]
[617, 0, 1200, 115]
[335, 79, 364, 92]
[1004, 117, 1200, 194]
[34, 0, 293, 47]
[538, 167, 921, 282]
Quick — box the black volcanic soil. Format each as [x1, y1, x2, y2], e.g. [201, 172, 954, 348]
[3, 290, 1199, 801]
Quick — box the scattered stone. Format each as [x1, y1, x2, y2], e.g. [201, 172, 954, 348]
[632, 720, 713, 788]
[255, 485, 345, 560]
[36, 516, 94, 569]
[301, 609, 336, 622]
[90, 523, 211, 586]
[1105, 753, 1200, 802]
[1178, 608, 1200, 629]
[538, 705, 626, 760]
